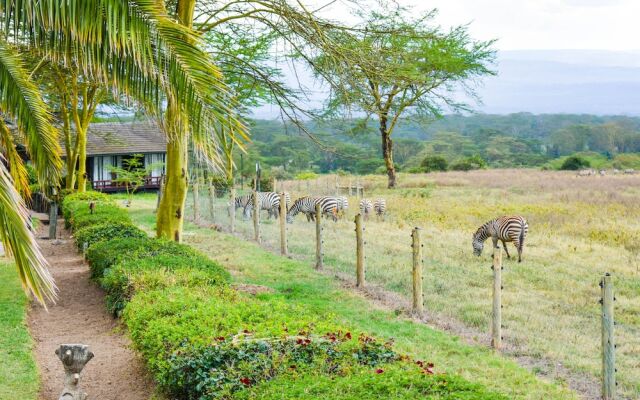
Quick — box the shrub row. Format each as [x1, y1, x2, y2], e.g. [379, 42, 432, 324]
[63, 192, 505, 399]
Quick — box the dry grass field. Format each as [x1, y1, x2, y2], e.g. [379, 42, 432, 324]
[186, 169, 640, 398]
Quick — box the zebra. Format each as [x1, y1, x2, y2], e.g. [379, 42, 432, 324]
[287, 196, 340, 223]
[373, 198, 386, 219]
[231, 194, 252, 219]
[359, 199, 373, 220]
[336, 196, 349, 219]
[472, 216, 529, 263]
[244, 192, 291, 219]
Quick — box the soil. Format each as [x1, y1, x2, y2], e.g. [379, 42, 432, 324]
[28, 218, 154, 400]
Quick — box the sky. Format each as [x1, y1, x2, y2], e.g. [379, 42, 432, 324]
[250, 0, 640, 118]
[368, 0, 640, 51]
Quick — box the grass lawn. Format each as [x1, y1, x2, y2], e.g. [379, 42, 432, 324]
[129, 194, 578, 400]
[0, 261, 38, 400]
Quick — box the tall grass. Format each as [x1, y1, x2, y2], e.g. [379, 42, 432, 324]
[187, 169, 640, 398]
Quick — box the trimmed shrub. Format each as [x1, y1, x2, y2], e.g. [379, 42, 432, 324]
[86, 237, 203, 279]
[67, 204, 130, 231]
[101, 254, 230, 315]
[73, 222, 147, 250]
[237, 364, 508, 400]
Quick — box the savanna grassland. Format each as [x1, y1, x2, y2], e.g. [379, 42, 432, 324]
[178, 169, 640, 398]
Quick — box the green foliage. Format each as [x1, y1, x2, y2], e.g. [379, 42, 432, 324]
[420, 155, 448, 172]
[238, 364, 508, 400]
[611, 153, 640, 169]
[559, 155, 591, 170]
[73, 222, 146, 250]
[450, 155, 487, 171]
[101, 253, 229, 315]
[67, 204, 131, 231]
[294, 171, 318, 180]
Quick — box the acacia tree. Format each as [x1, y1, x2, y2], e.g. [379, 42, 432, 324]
[313, 7, 496, 188]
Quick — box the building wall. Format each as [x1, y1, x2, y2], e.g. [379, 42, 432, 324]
[91, 153, 165, 182]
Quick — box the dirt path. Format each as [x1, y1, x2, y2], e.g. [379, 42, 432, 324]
[28, 219, 154, 400]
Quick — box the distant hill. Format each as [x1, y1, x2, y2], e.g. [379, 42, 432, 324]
[250, 49, 640, 118]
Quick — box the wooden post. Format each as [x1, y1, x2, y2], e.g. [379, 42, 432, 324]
[315, 204, 323, 270]
[335, 175, 339, 196]
[601, 273, 616, 400]
[279, 192, 288, 256]
[82, 242, 88, 261]
[229, 187, 236, 233]
[192, 180, 200, 222]
[491, 246, 503, 350]
[355, 213, 365, 287]
[253, 190, 260, 243]
[411, 227, 424, 314]
[48, 201, 58, 239]
[208, 180, 215, 221]
[272, 176, 277, 192]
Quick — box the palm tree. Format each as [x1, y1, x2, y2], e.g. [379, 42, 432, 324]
[0, 0, 242, 303]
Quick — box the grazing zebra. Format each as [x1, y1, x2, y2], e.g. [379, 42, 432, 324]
[373, 198, 386, 219]
[472, 216, 529, 263]
[337, 196, 349, 219]
[244, 192, 291, 219]
[287, 196, 340, 223]
[359, 199, 373, 219]
[231, 194, 252, 219]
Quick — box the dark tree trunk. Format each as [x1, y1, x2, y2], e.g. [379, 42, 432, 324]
[380, 116, 396, 188]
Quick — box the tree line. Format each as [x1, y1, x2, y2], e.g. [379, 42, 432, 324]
[233, 114, 640, 179]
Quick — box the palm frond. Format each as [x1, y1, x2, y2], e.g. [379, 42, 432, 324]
[0, 40, 61, 190]
[0, 119, 30, 198]
[0, 154, 55, 304]
[1, 0, 246, 167]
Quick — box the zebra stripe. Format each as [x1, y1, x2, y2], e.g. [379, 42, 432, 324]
[287, 196, 340, 223]
[373, 198, 386, 217]
[337, 196, 349, 219]
[472, 216, 529, 262]
[244, 192, 291, 219]
[359, 199, 373, 219]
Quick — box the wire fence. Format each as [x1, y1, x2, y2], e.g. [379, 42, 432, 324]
[180, 175, 637, 399]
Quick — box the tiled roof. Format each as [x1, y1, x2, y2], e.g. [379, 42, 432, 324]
[63, 121, 167, 156]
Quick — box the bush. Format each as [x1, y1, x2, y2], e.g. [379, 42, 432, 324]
[86, 237, 203, 279]
[101, 253, 230, 315]
[294, 171, 318, 180]
[451, 155, 487, 171]
[238, 364, 507, 400]
[560, 155, 591, 170]
[74, 222, 147, 250]
[67, 204, 131, 231]
[420, 155, 448, 172]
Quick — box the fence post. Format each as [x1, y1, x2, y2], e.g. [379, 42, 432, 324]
[601, 273, 616, 400]
[411, 227, 424, 315]
[229, 187, 236, 233]
[491, 246, 502, 350]
[253, 190, 260, 243]
[192, 180, 200, 222]
[335, 175, 339, 196]
[279, 192, 288, 256]
[82, 242, 88, 261]
[208, 180, 215, 221]
[315, 204, 323, 270]
[355, 213, 365, 287]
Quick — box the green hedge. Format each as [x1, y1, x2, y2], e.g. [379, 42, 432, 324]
[63, 193, 505, 400]
[73, 222, 147, 251]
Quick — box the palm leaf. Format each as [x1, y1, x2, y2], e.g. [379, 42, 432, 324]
[0, 154, 55, 304]
[1, 0, 246, 167]
[0, 40, 61, 190]
[0, 119, 30, 198]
